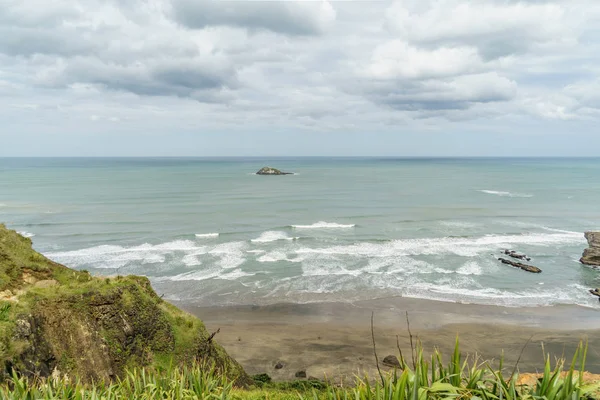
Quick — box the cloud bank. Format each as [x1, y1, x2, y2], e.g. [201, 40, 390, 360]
[1, 0, 599, 155]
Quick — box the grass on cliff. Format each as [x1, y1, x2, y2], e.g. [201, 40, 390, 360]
[1, 340, 598, 400]
[0, 225, 90, 292]
[0, 224, 247, 384]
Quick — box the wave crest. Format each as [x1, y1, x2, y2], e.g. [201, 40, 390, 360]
[195, 233, 219, 238]
[479, 190, 533, 198]
[291, 221, 355, 229]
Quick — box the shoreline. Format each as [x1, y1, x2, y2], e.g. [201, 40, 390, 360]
[177, 297, 600, 381]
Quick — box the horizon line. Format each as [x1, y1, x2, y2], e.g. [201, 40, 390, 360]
[1, 155, 600, 159]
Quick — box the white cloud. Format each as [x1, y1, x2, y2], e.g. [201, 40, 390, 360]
[367, 41, 482, 79]
[0, 0, 599, 144]
[385, 0, 577, 58]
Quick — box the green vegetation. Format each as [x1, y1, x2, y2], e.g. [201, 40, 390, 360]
[0, 224, 248, 384]
[0, 340, 598, 399]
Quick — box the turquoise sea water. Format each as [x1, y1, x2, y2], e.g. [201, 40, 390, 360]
[1, 157, 599, 308]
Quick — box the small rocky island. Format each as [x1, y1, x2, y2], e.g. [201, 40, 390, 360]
[256, 166, 293, 175]
[580, 231, 600, 267]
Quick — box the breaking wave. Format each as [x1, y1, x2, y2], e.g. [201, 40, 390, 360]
[42, 228, 592, 308]
[479, 190, 533, 198]
[17, 231, 36, 238]
[195, 233, 219, 238]
[291, 221, 356, 229]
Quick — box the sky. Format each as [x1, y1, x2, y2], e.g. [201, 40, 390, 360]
[1, 0, 600, 157]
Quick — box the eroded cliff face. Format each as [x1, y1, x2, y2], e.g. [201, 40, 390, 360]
[0, 224, 249, 385]
[581, 231, 600, 267]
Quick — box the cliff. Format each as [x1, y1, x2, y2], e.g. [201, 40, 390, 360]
[580, 231, 600, 267]
[0, 224, 249, 385]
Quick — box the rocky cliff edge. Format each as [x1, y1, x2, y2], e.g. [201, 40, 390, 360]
[0, 224, 249, 385]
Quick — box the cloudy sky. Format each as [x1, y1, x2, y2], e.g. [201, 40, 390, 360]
[2, 0, 600, 156]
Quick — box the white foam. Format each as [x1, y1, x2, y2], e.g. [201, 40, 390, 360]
[169, 268, 253, 282]
[292, 221, 355, 229]
[181, 254, 203, 267]
[153, 240, 197, 251]
[265, 272, 596, 308]
[195, 233, 219, 238]
[257, 251, 302, 263]
[479, 190, 533, 198]
[439, 221, 478, 229]
[456, 261, 483, 275]
[294, 231, 583, 259]
[495, 220, 580, 234]
[169, 269, 220, 282]
[44, 239, 243, 270]
[17, 231, 35, 238]
[541, 227, 581, 235]
[251, 231, 292, 243]
[402, 281, 593, 308]
[208, 241, 247, 269]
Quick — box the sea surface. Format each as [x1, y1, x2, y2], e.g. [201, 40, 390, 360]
[1, 157, 599, 308]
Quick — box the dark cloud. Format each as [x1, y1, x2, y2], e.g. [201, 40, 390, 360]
[40, 57, 238, 102]
[0, 27, 96, 57]
[354, 73, 516, 113]
[172, 0, 335, 36]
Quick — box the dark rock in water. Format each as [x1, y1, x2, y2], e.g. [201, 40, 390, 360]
[590, 288, 600, 298]
[498, 258, 542, 273]
[580, 232, 600, 267]
[275, 361, 284, 370]
[295, 370, 307, 378]
[382, 355, 401, 368]
[503, 249, 530, 261]
[256, 166, 293, 175]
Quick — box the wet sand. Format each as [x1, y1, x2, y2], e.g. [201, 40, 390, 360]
[177, 297, 600, 381]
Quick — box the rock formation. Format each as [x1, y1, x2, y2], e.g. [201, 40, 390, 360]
[0, 224, 249, 385]
[295, 370, 307, 378]
[498, 258, 542, 273]
[256, 167, 293, 175]
[503, 249, 531, 261]
[382, 355, 401, 368]
[580, 231, 600, 267]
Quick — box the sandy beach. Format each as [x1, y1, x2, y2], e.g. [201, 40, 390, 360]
[179, 297, 600, 382]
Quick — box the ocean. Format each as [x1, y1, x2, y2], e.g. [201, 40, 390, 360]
[1, 157, 599, 308]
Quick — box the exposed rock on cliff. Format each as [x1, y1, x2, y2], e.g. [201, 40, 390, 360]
[580, 232, 600, 267]
[256, 167, 293, 175]
[0, 224, 249, 385]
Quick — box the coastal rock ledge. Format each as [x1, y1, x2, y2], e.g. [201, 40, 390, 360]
[256, 166, 293, 175]
[580, 231, 600, 267]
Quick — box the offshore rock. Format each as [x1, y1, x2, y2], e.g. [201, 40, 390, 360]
[580, 232, 600, 267]
[498, 258, 542, 273]
[503, 249, 531, 261]
[256, 167, 293, 175]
